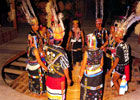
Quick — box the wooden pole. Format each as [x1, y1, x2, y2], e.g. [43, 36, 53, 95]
[11, 0, 17, 30]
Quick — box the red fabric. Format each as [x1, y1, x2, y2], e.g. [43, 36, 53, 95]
[46, 76, 65, 89]
[125, 64, 130, 81]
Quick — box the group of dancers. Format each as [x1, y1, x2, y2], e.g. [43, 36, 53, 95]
[21, 0, 140, 100]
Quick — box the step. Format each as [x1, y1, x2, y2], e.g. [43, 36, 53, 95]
[4, 68, 25, 75]
[11, 61, 27, 67]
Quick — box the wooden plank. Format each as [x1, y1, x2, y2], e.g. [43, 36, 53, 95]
[17, 57, 27, 62]
[4, 51, 26, 66]
[5, 79, 14, 85]
[4, 68, 25, 75]
[10, 61, 26, 67]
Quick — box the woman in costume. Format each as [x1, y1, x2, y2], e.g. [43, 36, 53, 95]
[101, 26, 117, 71]
[39, 25, 50, 46]
[66, 20, 85, 66]
[21, 0, 47, 97]
[78, 34, 104, 100]
[26, 29, 48, 96]
[45, 12, 71, 100]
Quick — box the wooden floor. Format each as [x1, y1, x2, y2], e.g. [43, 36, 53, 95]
[2, 53, 140, 100]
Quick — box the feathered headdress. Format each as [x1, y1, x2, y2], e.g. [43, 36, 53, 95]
[135, 1, 140, 35]
[51, 7, 65, 41]
[21, 0, 38, 26]
[115, 1, 140, 38]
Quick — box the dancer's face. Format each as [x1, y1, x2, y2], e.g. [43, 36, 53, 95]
[96, 23, 102, 29]
[110, 26, 115, 34]
[73, 23, 78, 28]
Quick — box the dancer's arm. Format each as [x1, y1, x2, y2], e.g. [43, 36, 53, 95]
[66, 31, 72, 50]
[78, 51, 87, 82]
[64, 68, 71, 86]
[34, 48, 48, 71]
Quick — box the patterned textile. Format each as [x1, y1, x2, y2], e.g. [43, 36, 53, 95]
[44, 45, 69, 78]
[70, 29, 83, 65]
[28, 30, 42, 47]
[46, 76, 65, 100]
[44, 45, 69, 100]
[116, 42, 129, 65]
[108, 34, 116, 48]
[80, 49, 103, 100]
[94, 28, 108, 48]
[27, 66, 46, 94]
[115, 42, 130, 75]
[26, 47, 46, 94]
[105, 34, 116, 70]
[87, 49, 103, 66]
[80, 71, 103, 100]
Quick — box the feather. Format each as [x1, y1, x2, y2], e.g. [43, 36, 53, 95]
[135, 23, 140, 35]
[26, 0, 36, 17]
[136, 1, 140, 15]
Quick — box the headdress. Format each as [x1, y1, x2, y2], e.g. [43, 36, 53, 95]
[21, 0, 38, 26]
[53, 24, 65, 41]
[96, 18, 103, 24]
[86, 33, 97, 48]
[73, 20, 79, 24]
[135, 1, 140, 35]
[51, 8, 65, 42]
[115, 1, 140, 38]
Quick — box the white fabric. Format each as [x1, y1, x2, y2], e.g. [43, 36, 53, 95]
[26, 64, 40, 71]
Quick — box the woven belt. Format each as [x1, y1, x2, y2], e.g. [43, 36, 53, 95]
[71, 48, 82, 51]
[28, 73, 45, 79]
[81, 83, 103, 90]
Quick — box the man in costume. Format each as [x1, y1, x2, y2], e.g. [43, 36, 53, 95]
[101, 26, 117, 72]
[44, 12, 71, 100]
[94, 18, 109, 48]
[78, 34, 104, 100]
[107, 26, 130, 94]
[107, 1, 140, 94]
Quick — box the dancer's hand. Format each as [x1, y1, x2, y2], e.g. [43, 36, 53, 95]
[77, 75, 82, 83]
[107, 70, 112, 77]
[100, 46, 104, 50]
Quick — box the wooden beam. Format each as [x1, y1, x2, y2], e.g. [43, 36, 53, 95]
[4, 68, 25, 75]
[4, 51, 26, 66]
[11, 61, 27, 67]
[17, 57, 27, 62]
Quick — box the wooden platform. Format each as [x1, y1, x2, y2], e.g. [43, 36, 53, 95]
[2, 53, 140, 100]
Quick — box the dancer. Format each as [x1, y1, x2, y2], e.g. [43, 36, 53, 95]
[66, 20, 84, 66]
[44, 11, 71, 100]
[94, 18, 109, 48]
[79, 34, 104, 100]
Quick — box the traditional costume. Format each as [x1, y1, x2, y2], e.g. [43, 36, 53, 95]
[94, 18, 108, 48]
[80, 34, 103, 100]
[44, 11, 69, 100]
[69, 20, 83, 65]
[22, 0, 46, 95]
[111, 3, 140, 93]
[26, 47, 46, 94]
[44, 45, 69, 100]
[105, 29, 117, 71]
